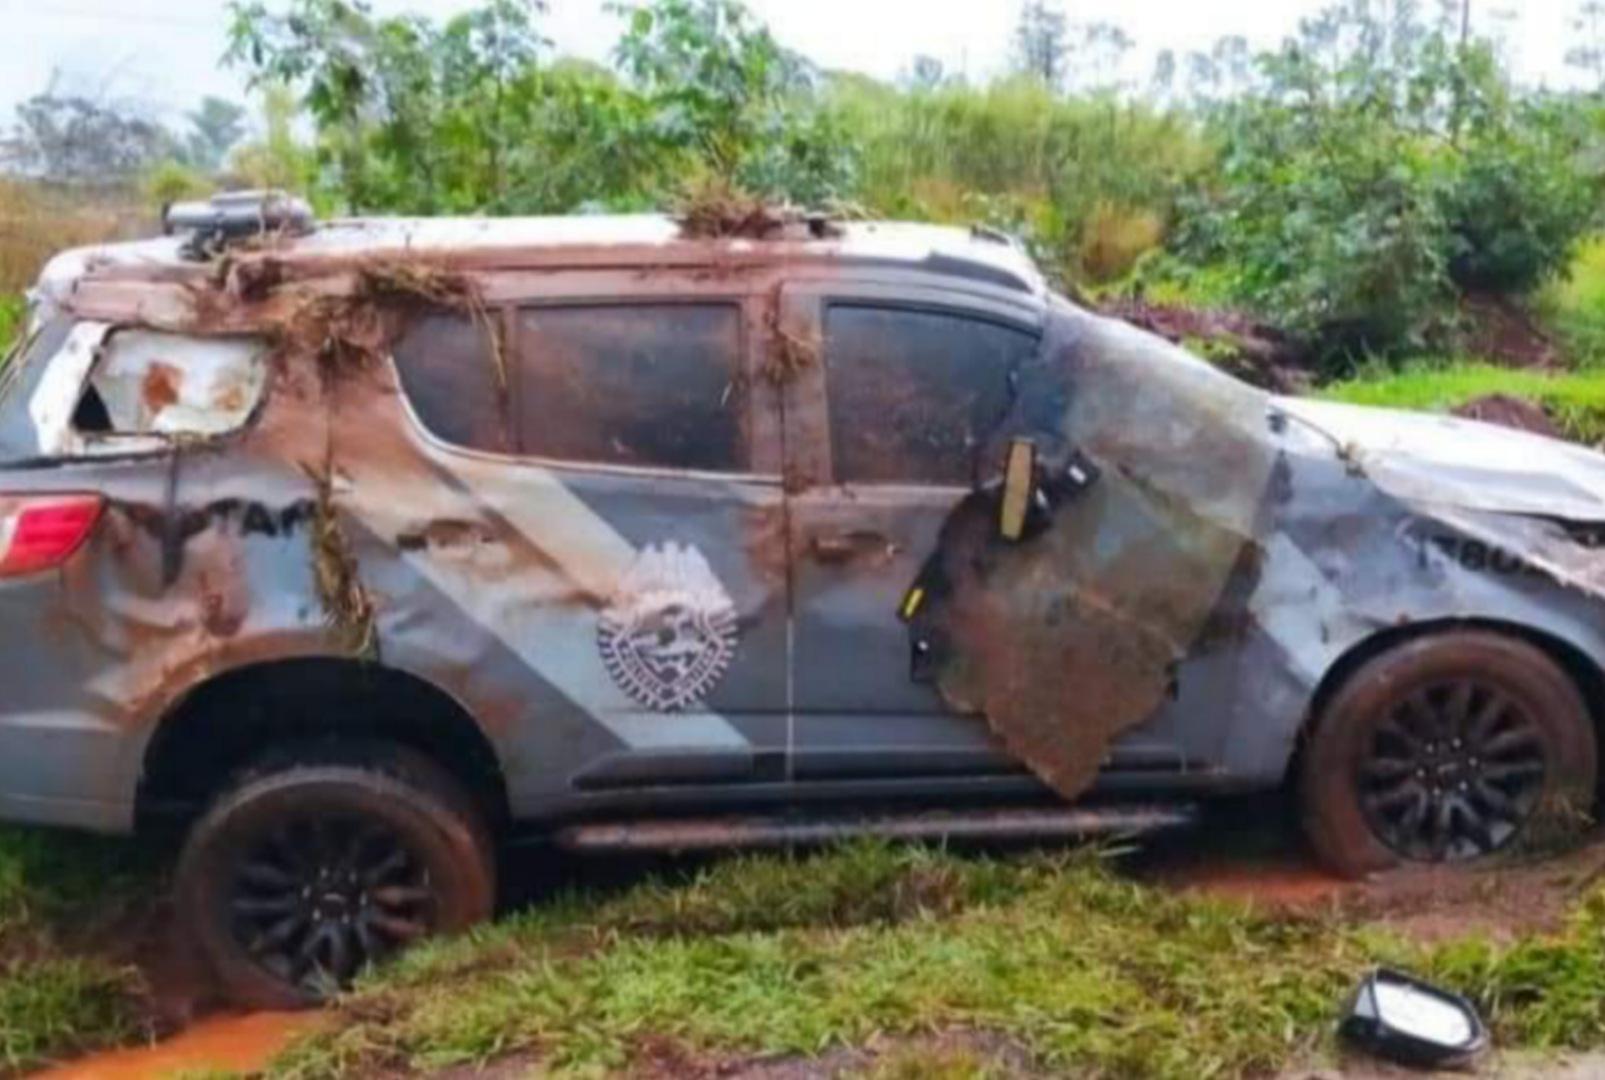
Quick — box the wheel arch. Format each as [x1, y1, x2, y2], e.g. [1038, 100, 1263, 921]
[1288, 616, 1605, 788]
[135, 657, 510, 834]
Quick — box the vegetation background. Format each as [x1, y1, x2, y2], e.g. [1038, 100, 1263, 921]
[2, 0, 1605, 1074]
[1, 0, 1601, 395]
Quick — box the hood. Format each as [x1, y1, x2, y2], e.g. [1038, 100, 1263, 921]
[1275, 396, 1605, 524]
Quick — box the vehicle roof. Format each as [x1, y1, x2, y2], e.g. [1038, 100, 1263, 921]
[37, 213, 1047, 303]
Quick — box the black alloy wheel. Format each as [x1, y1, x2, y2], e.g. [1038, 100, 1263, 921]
[229, 815, 439, 994]
[1302, 631, 1596, 878]
[177, 744, 495, 1009]
[1356, 677, 1547, 861]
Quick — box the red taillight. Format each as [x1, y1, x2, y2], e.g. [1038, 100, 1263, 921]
[0, 495, 103, 577]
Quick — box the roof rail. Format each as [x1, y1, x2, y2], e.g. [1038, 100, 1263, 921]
[164, 190, 315, 259]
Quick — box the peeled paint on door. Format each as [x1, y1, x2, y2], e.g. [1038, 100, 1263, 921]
[911, 305, 1280, 799]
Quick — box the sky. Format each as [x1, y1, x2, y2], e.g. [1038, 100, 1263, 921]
[0, 0, 1591, 130]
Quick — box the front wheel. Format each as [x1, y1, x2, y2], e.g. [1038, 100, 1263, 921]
[1301, 631, 1597, 878]
[175, 745, 495, 1008]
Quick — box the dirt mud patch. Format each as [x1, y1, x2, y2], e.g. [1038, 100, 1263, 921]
[1452, 393, 1562, 438]
[1131, 796, 1605, 942]
[32, 1011, 323, 1080]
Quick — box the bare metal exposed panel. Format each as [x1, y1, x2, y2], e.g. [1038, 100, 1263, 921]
[87, 331, 267, 437]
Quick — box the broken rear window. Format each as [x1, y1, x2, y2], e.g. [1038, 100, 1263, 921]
[71, 330, 267, 440]
[824, 305, 1036, 486]
[512, 303, 745, 472]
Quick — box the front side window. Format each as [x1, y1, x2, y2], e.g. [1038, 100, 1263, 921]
[513, 303, 744, 472]
[824, 304, 1037, 485]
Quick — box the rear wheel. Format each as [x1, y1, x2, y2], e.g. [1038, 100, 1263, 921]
[1302, 632, 1596, 878]
[175, 744, 495, 1008]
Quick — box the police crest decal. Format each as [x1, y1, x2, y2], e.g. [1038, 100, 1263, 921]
[598, 543, 740, 712]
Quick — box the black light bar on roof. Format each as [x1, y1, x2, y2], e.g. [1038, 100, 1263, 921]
[164, 190, 315, 257]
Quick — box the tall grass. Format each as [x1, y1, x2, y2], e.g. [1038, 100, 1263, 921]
[828, 76, 1212, 285]
[0, 179, 140, 296]
[1540, 234, 1605, 367]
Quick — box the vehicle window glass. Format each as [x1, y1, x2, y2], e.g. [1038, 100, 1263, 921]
[514, 304, 744, 472]
[824, 304, 1036, 485]
[71, 330, 267, 437]
[392, 313, 509, 453]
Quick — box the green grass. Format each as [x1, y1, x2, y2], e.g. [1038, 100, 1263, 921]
[0, 827, 155, 1074]
[1321, 359, 1605, 443]
[0, 294, 24, 369]
[1540, 235, 1605, 367]
[265, 842, 1605, 1080]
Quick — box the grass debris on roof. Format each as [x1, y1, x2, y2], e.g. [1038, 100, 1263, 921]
[672, 176, 841, 241]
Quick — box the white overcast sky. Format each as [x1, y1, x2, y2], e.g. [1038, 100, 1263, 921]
[0, 0, 1590, 129]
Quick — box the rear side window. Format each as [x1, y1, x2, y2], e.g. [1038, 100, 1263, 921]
[512, 304, 744, 472]
[392, 313, 509, 453]
[824, 305, 1037, 485]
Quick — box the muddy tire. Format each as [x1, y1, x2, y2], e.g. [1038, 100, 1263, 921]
[1302, 632, 1596, 878]
[175, 743, 495, 1009]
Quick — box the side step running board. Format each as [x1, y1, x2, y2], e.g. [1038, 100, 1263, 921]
[553, 804, 1199, 853]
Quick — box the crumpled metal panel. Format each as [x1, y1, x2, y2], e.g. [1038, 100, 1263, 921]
[87, 330, 266, 437]
[911, 307, 1278, 796]
[913, 299, 1605, 803]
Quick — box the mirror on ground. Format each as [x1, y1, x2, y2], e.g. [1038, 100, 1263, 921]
[1341, 968, 1488, 1069]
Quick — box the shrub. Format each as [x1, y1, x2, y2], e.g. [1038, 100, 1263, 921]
[1077, 201, 1166, 283]
[1176, 9, 1595, 364]
[831, 75, 1211, 284]
[1442, 114, 1595, 294]
[1541, 234, 1605, 366]
[141, 160, 215, 207]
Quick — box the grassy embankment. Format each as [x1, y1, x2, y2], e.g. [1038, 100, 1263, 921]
[0, 830, 153, 1073]
[257, 842, 1605, 1079]
[1322, 236, 1605, 440]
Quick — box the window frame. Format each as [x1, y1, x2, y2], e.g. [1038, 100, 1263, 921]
[393, 277, 780, 484]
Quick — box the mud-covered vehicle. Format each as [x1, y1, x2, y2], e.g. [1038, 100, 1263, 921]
[1, 193, 1600, 1005]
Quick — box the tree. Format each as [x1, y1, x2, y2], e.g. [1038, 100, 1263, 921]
[1066, 21, 1132, 92]
[1, 86, 177, 183]
[1569, 1, 1605, 90]
[1185, 35, 1254, 103]
[906, 55, 948, 91]
[226, 0, 557, 211]
[1177, 0, 1592, 360]
[612, 0, 854, 201]
[229, 83, 318, 197]
[186, 97, 248, 171]
[1013, 1, 1069, 89]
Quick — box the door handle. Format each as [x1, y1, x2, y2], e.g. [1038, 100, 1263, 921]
[810, 530, 895, 564]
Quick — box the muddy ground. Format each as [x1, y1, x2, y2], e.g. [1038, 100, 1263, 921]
[32, 795, 1605, 1078]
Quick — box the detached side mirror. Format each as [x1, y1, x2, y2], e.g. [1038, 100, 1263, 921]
[1340, 968, 1488, 1069]
[998, 437, 1037, 542]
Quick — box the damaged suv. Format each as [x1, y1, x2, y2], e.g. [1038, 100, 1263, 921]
[1, 193, 1600, 1005]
